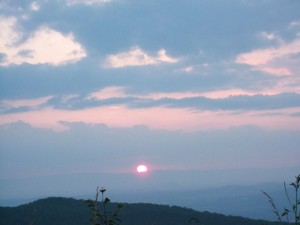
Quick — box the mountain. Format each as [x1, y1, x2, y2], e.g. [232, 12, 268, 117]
[110, 183, 289, 221]
[0, 183, 290, 221]
[0, 197, 285, 225]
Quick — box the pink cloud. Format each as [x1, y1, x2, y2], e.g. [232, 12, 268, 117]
[0, 105, 299, 132]
[260, 67, 292, 76]
[86, 87, 204, 101]
[86, 87, 299, 101]
[85, 87, 281, 101]
[236, 38, 300, 76]
[145, 92, 203, 100]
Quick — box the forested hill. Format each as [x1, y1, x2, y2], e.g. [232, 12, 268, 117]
[0, 197, 284, 225]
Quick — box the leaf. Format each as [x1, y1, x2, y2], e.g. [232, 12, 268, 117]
[282, 208, 289, 217]
[290, 182, 297, 189]
[100, 187, 106, 193]
[261, 190, 282, 222]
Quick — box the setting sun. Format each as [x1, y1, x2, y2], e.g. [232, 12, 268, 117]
[136, 164, 148, 173]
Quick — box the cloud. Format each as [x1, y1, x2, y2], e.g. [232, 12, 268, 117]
[289, 20, 300, 29]
[83, 87, 300, 110]
[84, 87, 267, 102]
[130, 93, 300, 112]
[2, 87, 300, 116]
[1, 104, 300, 132]
[192, 89, 276, 99]
[66, 0, 112, 6]
[0, 16, 21, 48]
[236, 38, 300, 76]
[0, 16, 86, 67]
[86, 86, 127, 100]
[259, 32, 281, 42]
[85, 87, 213, 103]
[2, 90, 300, 131]
[1, 96, 53, 112]
[0, 106, 201, 131]
[139, 89, 262, 101]
[103, 46, 179, 68]
[30, 1, 40, 11]
[181, 66, 194, 73]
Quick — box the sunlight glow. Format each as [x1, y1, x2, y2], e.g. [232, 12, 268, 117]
[136, 165, 148, 173]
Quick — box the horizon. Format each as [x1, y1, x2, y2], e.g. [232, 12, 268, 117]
[1, 178, 298, 221]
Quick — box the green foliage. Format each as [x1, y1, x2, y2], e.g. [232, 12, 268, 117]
[262, 174, 300, 225]
[85, 187, 124, 225]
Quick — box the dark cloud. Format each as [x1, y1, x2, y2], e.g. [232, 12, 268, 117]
[134, 93, 300, 110]
[2, 92, 299, 114]
[46, 92, 300, 111]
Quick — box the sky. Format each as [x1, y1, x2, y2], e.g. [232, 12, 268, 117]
[0, 0, 300, 204]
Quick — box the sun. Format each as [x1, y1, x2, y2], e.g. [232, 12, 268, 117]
[136, 164, 148, 173]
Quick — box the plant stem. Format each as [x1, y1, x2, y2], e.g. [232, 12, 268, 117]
[101, 191, 108, 225]
[296, 183, 298, 225]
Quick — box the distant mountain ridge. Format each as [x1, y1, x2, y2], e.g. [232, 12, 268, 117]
[0, 183, 289, 221]
[0, 197, 285, 225]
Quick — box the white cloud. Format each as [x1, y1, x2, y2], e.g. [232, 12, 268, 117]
[236, 38, 300, 76]
[66, 0, 112, 6]
[0, 16, 87, 67]
[260, 32, 275, 40]
[103, 46, 179, 68]
[0, 16, 22, 47]
[30, 1, 40, 11]
[259, 32, 281, 42]
[182, 66, 194, 73]
[180, 63, 209, 73]
[289, 20, 300, 29]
